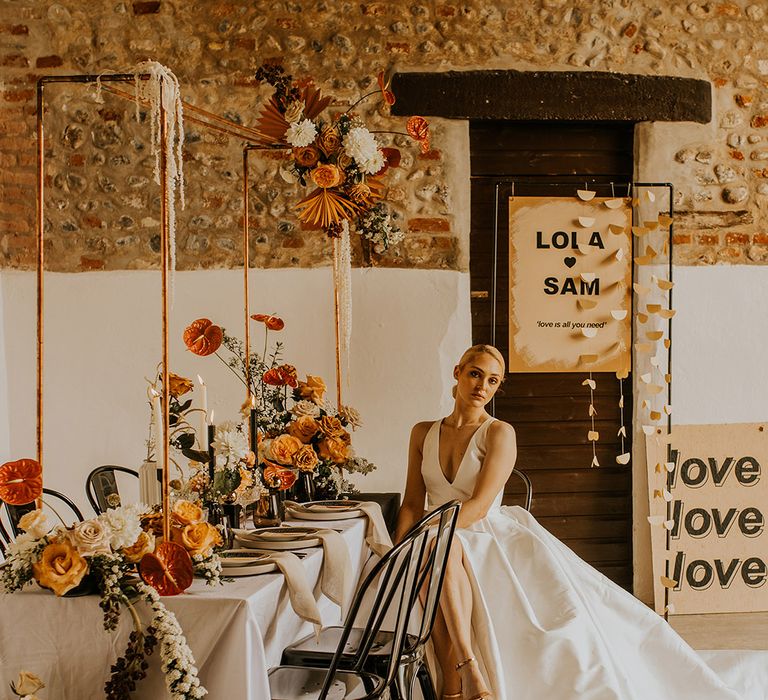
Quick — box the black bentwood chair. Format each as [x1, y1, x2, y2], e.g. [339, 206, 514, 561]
[279, 500, 461, 700]
[4, 487, 85, 537]
[85, 465, 139, 515]
[512, 469, 533, 512]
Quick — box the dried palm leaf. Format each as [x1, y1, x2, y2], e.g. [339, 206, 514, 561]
[302, 85, 332, 120]
[296, 187, 359, 228]
[256, 96, 289, 143]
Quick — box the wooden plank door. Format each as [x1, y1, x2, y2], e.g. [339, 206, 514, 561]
[470, 121, 635, 590]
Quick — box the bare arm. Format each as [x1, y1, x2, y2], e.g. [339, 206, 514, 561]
[455, 421, 517, 529]
[394, 421, 430, 542]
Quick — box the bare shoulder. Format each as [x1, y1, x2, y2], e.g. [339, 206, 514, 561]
[487, 419, 517, 444]
[410, 420, 435, 448]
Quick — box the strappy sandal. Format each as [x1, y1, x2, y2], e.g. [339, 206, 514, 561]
[455, 658, 492, 700]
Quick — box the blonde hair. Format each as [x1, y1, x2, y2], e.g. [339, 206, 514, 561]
[452, 344, 506, 397]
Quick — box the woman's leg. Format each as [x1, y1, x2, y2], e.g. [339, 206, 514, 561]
[431, 606, 461, 695]
[438, 540, 491, 700]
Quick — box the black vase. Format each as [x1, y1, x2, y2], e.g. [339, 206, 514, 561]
[222, 503, 241, 530]
[62, 571, 99, 597]
[297, 471, 316, 503]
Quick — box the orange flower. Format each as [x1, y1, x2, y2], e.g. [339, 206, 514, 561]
[183, 318, 223, 356]
[317, 125, 342, 156]
[171, 522, 222, 557]
[406, 116, 431, 154]
[122, 530, 156, 564]
[297, 375, 326, 404]
[318, 415, 344, 438]
[376, 147, 401, 176]
[288, 415, 320, 443]
[171, 499, 203, 526]
[311, 163, 342, 189]
[0, 458, 42, 506]
[293, 145, 320, 168]
[263, 368, 286, 386]
[269, 434, 303, 465]
[278, 364, 298, 388]
[139, 541, 194, 596]
[292, 444, 320, 473]
[168, 372, 194, 398]
[263, 462, 298, 490]
[377, 70, 396, 106]
[318, 437, 351, 464]
[251, 313, 285, 331]
[32, 540, 88, 596]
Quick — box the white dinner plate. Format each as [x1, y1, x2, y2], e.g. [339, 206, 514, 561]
[219, 550, 277, 576]
[233, 526, 322, 550]
[287, 500, 363, 522]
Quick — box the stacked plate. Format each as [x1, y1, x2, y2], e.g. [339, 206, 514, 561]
[219, 550, 277, 577]
[233, 525, 322, 550]
[286, 500, 363, 521]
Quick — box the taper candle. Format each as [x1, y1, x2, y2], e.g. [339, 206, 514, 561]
[151, 389, 163, 460]
[249, 395, 257, 453]
[197, 374, 208, 449]
[207, 423, 216, 485]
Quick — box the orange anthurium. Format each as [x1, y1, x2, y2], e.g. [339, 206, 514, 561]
[262, 368, 287, 386]
[406, 116, 431, 154]
[251, 314, 285, 331]
[277, 364, 298, 388]
[263, 462, 298, 491]
[0, 458, 43, 506]
[139, 541, 194, 596]
[183, 318, 223, 356]
[377, 70, 396, 106]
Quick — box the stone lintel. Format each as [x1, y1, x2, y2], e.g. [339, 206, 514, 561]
[391, 70, 711, 124]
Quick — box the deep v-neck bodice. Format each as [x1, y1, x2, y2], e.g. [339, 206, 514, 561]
[437, 418, 488, 485]
[422, 417, 500, 508]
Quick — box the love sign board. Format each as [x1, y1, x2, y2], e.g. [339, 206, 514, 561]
[647, 424, 768, 615]
[507, 196, 632, 373]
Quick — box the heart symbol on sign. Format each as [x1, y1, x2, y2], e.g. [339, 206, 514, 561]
[563, 257, 576, 268]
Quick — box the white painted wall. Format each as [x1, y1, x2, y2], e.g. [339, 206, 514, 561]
[0, 268, 471, 515]
[0, 280, 9, 464]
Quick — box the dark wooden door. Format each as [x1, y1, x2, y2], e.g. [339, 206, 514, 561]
[470, 121, 635, 590]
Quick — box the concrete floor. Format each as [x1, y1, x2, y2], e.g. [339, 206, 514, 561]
[670, 612, 768, 650]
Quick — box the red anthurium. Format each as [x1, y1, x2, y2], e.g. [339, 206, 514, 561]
[183, 318, 223, 356]
[0, 458, 43, 506]
[251, 314, 285, 331]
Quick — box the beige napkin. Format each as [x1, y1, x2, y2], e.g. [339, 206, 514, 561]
[284, 500, 392, 557]
[356, 501, 393, 557]
[314, 528, 353, 613]
[263, 551, 322, 630]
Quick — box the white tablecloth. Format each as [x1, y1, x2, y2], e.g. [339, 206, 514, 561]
[0, 517, 370, 699]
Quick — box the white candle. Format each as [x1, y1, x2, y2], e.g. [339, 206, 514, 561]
[197, 374, 208, 449]
[152, 390, 163, 460]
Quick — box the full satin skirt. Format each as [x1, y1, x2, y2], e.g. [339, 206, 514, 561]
[455, 505, 744, 700]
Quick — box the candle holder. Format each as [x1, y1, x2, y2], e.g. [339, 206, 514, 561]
[250, 488, 283, 528]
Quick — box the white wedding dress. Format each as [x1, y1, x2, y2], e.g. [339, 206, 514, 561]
[421, 417, 746, 700]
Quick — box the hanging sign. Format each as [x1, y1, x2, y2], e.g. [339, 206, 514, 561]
[507, 196, 632, 373]
[647, 424, 768, 615]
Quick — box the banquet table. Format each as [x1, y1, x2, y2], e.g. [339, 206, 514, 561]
[0, 517, 371, 699]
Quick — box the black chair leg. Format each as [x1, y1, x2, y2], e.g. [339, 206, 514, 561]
[417, 661, 437, 700]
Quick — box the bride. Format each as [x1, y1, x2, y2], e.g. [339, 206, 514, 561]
[395, 344, 743, 700]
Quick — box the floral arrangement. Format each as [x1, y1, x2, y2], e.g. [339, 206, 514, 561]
[0, 460, 213, 699]
[145, 369, 208, 467]
[254, 63, 429, 253]
[183, 314, 376, 500]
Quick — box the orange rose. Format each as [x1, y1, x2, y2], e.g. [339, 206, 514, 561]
[171, 522, 222, 557]
[318, 437, 350, 464]
[311, 163, 342, 189]
[268, 434, 303, 465]
[172, 499, 203, 526]
[317, 125, 341, 156]
[293, 145, 320, 168]
[168, 372, 194, 398]
[318, 415, 344, 439]
[32, 540, 89, 596]
[293, 444, 320, 473]
[288, 415, 320, 443]
[122, 530, 156, 564]
[297, 375, 326, 404]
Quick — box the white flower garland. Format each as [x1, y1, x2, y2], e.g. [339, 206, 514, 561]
[134, 61, 185, 303]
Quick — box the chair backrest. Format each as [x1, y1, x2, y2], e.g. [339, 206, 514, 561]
[320, 500, 460, 700]
[513, 469, 533, 511]
[4, 487, 85, 537]
[86, 465, 138, 515]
